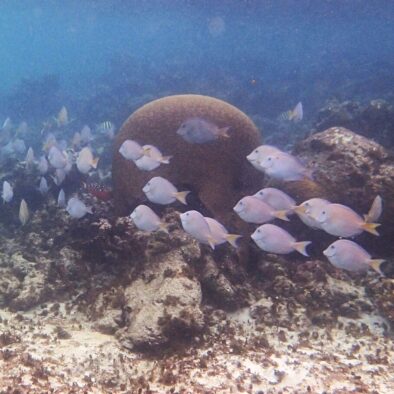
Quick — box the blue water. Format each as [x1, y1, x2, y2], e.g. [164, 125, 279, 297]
[1, 0, 394, 123]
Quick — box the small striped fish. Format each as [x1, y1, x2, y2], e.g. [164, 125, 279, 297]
[278, 102, 303, 122]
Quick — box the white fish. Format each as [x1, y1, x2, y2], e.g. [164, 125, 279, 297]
[119, 140, 145, 161]
[57, 189, 66, 207]
[205, 217, 241, 248]
[55, 106, 69, 127]
[76, 147, 99, 174]
[143, 176, 190, 205]
[48, 146, 68, 169]
[134, 145, 172, 171]
[66, 197, 92, 219]
[52, 168, 66, 186]
[364, 195, 383, 223]
[278, 102, 303, 122]
[37, 156, 49, 174]
[130, 204, 165, 232]
[12, 139, 26, 155]
[253, 188, 296, 213]
[293, 198, 331, 229]
[314, 203, 380, 238]
[39, 177, 49, 195]
[180, 210, 216, 249]
[323, 239, 384, 275]
[251, 224, 311, 256]
[25, 147, 35, 169]
[258, 151, 312, 181]
[2, 181, 13, 203]
[177, 117, 230, 144]
[2, 117, 12, 131]
[19, 199, 29, 225]
[80, 125, 93, 144]
[246, 145, 283, 171]
[233, 196, 288, 224]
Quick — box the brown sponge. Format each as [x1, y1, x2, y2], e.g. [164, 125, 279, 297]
[112, 94, 262, 225]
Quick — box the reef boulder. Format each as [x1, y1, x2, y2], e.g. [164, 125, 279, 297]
[112, 94, 261, 225]
[292, 127, 394, 254]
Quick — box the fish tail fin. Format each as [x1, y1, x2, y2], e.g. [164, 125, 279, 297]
[218, 126, 231, 138]
[208, 236, 216, 250]
[225, 234, 242, 248]
[361, 222, 380, 236]
[369, 259, 385, 276]
[175, 191, 190, 205]
[91, 157, 99, 169]
[292, 241, 311, 257]
[160, 155, 173, 164]
[159, 222, 169, 234]
[274, 210, 290, 221]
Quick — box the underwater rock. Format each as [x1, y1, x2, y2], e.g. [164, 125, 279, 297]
[112, 94, 261, 226]
[117, 249, 204, 350]
[314, 98, 394, 148]
[292, 127, 394, 254]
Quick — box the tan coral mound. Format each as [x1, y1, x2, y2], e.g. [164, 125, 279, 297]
[112, 94, 261, 223]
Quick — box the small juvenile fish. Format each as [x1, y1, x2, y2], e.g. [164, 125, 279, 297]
[119, 140, 145, 161]
[52, 168, 66, 186]
[134, 145, 172, 171]
[233, 196, 289, 224]
[48, 146, 68, 169]
[130, 204, 165, 233]
[364, 195, 383, 223]
[2, 181, 13, 203]
[176, 117, 230, 144]
[39, 177, 49, 195]
[80, 125, 93, 144]
[278, 102, 303, 122]
[205, 217, 241, 248]
[251, 223, 311, 256]
[258, 151, 312, 181]
[57, 189, 66, 207]
[66, 197, 92, 219]
[25, 147, 35, 169]
[83, 182, 112, 201]
[293, 198, 331, 229]
[323, 239, 384, 275]
[97, 121, 115, 139]
[180, 210, 216, 249]
[19, 199, 29, 225]
[314, 203, 380, 237]
[246, 145, 282, 171]
[253, 188, 296, 213]
[143, 176, 190, 205]
[76, 147, 99, 174]
[37, 156, 49, 174]
[55, 106, 69, 127]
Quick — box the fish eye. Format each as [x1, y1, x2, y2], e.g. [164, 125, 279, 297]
[254, 149, 258, 154]
[181, 124, 186, 128]
[267, 157, 272, 161]
[322, 210, 326, 215]
[257, 229, 261, 233]
[330, 245, 335, 249]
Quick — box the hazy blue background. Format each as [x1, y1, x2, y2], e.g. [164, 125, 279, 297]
[1, 0, 393, 123]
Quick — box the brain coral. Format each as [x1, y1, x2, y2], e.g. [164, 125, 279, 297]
[112, 94, 261, 225]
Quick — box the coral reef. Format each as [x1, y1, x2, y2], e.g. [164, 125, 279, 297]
[112, 94, 261, 225]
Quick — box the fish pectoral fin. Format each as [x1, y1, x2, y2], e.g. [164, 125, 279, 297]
[292, 241, 311, 257]
[175, 191, 190, 205]
[160, 155, 173, 164]
[218, 127, 231, 138]
[225, 234, 242, 248]
[361, 222, 380, 236]
[91, 157, 100, 169]
[274, 210, 290, 221]
[369, 259, 385, 276]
